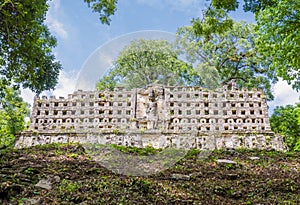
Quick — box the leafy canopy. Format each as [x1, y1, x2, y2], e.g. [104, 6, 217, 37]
[190, 0, 299, 91]
[270, 103, 300, 151]
[96, 39, 198, 91]
[256, 0, 300, 90]
[84, 0, 118, 25]
[0, 87, 29, 148]
[177, 21, 276, 100]
[0, 0, 122, 96]
[0, 0, 62, 95]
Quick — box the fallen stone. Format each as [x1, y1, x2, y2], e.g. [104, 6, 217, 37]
[53, 175, 61, 183]
[216, 159, 237, 164]
[171, 173, 190, 181]
[35, 178, 52, 190]
[249, 156, 260, 160]
[24, 197, 41, 205]
[189, 172, 203, 178]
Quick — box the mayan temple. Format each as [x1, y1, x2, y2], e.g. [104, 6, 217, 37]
[15, 83, 286, 150]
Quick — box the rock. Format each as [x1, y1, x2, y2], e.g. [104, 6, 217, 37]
[189, 172, 203, 178]
[171, 173, 190, 180]
[24, 197, 41, 205]
[249, 156, 260, 160]
[216, 159, 237, 164]
[53, 175, 61, 183]
[35, 175, 60, 190]
[35, 178, 52, 190]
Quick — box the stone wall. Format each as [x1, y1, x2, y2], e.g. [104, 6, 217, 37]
[15, 131, 286, 151]
[16, 83, 285, 150]
[29, 84, 271, 133]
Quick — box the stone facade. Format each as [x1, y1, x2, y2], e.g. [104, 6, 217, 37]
[15, 83, 286, 151]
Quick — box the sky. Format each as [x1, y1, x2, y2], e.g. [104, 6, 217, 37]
[21, 0, 299, 113]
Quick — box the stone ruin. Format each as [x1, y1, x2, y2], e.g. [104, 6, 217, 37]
[15, 83, 286, 151]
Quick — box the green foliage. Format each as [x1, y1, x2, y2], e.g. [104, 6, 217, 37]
[188, 0, 276, 35]
[0, 87, 29, 148]
[187, 1, 299, 91]
[96, 75, 117, 91]
[256, 0, 300, 90]
[270, 103, 300, 151]
[294, 140, 300, 152]
[211, 0, 238, 11]
[190, 8, 234, 37]
[96, 39, 199, 91]
[177, 21, 276, 100]
[184, 148, 201, 159]
[84, 0, 118, 25]
[0, 0, 62, 95]
[60, 179, 80, 193]
[210, 0, 274, 12]
[23, 167, 36, 176]
[243, 0, 277, 13]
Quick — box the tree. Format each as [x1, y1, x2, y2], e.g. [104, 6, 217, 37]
[0, 0, 62, 95]
[90, 0, 299, 90]
[189, 1, 299, 91]
[0, 87, 29, 149]
[0, 0, 123, 97]
[270, 103, 300, 151]
[96, 39, 199, 90]
[84, 0, 118, 25]
[256, 0, 300, 90]
[177, 21, 276, 100]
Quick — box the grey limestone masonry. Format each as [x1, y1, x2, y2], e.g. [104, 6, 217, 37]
[15, 83, 286, 151]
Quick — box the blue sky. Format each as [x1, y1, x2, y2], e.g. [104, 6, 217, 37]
[21, 0, 299, 111]
[46, 0, 256, 74]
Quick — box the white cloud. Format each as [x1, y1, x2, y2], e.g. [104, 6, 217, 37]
[20, 88, 35, 108]
[21, 70, 77, 108]
[46, 15, 68, 39]
[268, 79, 300, 111]
[52, 70, 77, 97]
[46, 0, 68, 39]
